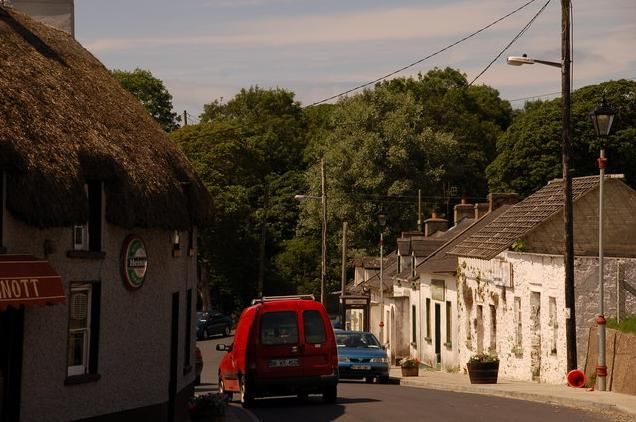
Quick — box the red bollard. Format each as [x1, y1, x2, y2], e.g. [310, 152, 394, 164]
[567, 369, 586, 388]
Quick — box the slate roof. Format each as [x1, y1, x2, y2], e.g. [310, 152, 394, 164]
[449, 176, 600, 260]
[417, 205, 511, 274]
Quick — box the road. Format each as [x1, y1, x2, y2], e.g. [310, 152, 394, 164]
[196, 335, 614, 422]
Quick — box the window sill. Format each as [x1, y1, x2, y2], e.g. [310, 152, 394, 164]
[444, 342, 452, 349]
[65, 373, 101, 385]
[424, 337, 432, 344]
[66, 250, 106, 259]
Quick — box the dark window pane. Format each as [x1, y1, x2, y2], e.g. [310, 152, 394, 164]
[260, 311, 298, 345]
[303, 310, 326, 344]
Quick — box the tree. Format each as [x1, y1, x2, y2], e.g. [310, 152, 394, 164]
[112, 68, 180, 132]
[487, 79, 636, 196]
[172, 87, 309, 310]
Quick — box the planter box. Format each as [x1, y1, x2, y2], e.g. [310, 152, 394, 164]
[467, 361, 499, 384]
[401, 366, 419, 377]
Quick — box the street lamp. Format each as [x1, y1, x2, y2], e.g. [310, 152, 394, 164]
[295, 159, 327, 304]
[377, 211, 386, 345]
[589, 96, 615, 392]
[506, 0, 576, 372]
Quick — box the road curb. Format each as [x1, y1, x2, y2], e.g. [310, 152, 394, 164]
[393, 377, 634, 417]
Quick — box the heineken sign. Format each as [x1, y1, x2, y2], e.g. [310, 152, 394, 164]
[121, 235, 148, 290]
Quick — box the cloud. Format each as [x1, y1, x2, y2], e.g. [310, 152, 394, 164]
[83, 1, 528, 52]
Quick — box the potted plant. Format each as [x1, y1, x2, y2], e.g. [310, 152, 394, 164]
[467, 352, 499, 384]
[400, 356, 421, 377]
[187, 393, 227, 422]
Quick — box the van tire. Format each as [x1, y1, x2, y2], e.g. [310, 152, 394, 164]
[365, 377, 374, 383]
[322, 385, 337, 403]
[239, 376, 254, 408]
[378, 376, 389, 384]
[223, 325, 231, 337]
[202, 328, 208, 339]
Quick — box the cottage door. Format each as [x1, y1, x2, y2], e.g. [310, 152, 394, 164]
[530, 292, 542, 381]
[434, 303, 441, 366]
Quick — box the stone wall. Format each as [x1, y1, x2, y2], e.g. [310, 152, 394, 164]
[584, 327, 636, 395]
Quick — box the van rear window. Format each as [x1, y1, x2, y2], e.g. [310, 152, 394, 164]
[260, 311, 298, 345]
[303, 310, 326, 343]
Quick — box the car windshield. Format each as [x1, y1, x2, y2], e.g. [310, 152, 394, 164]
[336, 332, 381, 348]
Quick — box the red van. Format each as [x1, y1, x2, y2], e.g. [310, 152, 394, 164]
[216, 295, 338, 407]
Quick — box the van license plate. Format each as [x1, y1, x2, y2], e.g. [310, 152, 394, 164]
[351, 365, 371, 370]
[269, 358, 300, 368]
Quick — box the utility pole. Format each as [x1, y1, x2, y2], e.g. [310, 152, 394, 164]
[341, 221, 347, 298]
[417, 189, 422, 232]
[320, 159, 327, 304]
[257, 182, 269, 298]
[183, 110, 188, 126]
[561, 0, 577, 372]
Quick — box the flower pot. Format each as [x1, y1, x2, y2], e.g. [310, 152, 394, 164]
[401, 366, 419, 377]
[467, 361, 499, 384]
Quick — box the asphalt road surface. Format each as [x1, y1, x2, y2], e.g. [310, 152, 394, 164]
[196, 335, 618, 422]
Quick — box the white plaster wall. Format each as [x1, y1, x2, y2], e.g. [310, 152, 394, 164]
[458, 254, 569, 384]
[5, 212, 198, 421]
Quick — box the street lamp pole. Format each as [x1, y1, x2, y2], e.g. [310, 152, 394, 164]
[590, 96, 615, 391]
[506, 0, 576, 371]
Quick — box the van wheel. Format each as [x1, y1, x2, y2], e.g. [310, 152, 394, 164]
[239, 376, 254, 408]
[202, 328, 208, 339]
[223, 325, 231, 337]
[365, 377, 374, 383]
[322, 385, 337, 404]
[219, 377, 233, 401]
[378, 376, 389, 384]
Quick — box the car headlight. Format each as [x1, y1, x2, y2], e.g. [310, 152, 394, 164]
[338, 356, 349, 362]
[370, 357, 388, 363]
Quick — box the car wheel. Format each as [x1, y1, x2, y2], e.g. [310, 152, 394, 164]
[239, 376, 254, 408]
[202, 328, 208, 339]
[322, 385, 337, 404]
[365, 377, 374, 384]
[219, 377, 233, 401]
[223, 325, 231, 337]
[378, 376, 390, 384]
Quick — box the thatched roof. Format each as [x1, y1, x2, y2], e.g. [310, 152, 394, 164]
[0, 7, 210, 229]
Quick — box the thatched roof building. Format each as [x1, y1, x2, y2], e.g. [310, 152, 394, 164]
[0, 6, 210, 229]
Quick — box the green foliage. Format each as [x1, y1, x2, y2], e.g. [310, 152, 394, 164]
[400, 356, 421, 368]
[468, 352, 499, 363]
[172, 87, 308, 311]
[112, 68, 180, 132]
[607, 315, 636, 335]
[487, 79, 636, 196]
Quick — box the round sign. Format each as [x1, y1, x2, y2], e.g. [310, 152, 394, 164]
[121, 235, 148, 290]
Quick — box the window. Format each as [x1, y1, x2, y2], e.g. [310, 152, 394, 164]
[184, 289, 192, 370]
[489, 304, 497, 353]
[425, 298, 431, 341]
[172, 230, 181, 257]
[67, 282, 100, 380]
[411, 305, 417, 343]
[261, 311, 298, 345]
[549, 297, 557, 354]
[303, 310, 326, 344]
[514, 297, 522, 354]
[445, 301, 452, 346]
[72, 181, 102, 253]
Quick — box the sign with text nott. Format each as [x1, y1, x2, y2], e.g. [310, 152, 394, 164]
[121, 235, 148, 290]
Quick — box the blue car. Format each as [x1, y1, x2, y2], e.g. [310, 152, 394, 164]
[336, 330, 389, 384]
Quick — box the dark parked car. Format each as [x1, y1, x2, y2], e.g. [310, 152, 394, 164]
[197, 311, 232, 339]
[336, 330, 389, 383]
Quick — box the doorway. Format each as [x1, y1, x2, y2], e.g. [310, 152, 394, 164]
[530, 292, 542, 381]
[0, 307, 24, 422]
[168, 293, 179, 422]
[434, 303, 441, 366]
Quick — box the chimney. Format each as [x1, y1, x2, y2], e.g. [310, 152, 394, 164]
[454, 198, 474, 223]
[474, 203, 490, 219]
[6, 0, 75, 37]
[488, 193, 519, 211]
[424, 212, 448, 237]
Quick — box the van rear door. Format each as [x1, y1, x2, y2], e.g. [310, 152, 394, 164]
[255, 310, 303, 378]
[299, 309, 334, 376]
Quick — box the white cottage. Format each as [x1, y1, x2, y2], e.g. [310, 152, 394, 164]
[450, 176, 636, 384]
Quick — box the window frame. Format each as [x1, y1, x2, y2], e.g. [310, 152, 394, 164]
[65, 281, 101, 384]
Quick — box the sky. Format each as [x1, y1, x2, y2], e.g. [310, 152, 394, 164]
[75, 0, 636, 118]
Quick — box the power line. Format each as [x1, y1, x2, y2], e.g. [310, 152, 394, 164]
[306, 0, 540, 107]
[468, 0, 551, 86]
